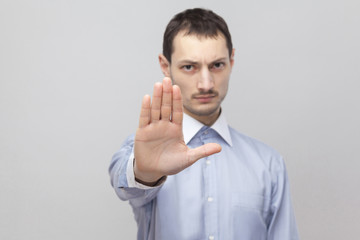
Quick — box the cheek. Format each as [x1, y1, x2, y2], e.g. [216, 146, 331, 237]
[216, 76, 230, 94]
[171, 80, 188, 98]
[172, 78, 196, 98]
[178, 85, 192, 99]
[222, 81, 230, 93]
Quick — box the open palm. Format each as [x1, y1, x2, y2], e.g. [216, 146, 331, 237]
[134, 78, 221, 184]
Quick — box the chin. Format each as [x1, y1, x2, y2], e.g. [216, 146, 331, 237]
[187, 106, 220, 117]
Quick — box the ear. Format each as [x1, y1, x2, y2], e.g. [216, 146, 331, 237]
[230, 48, 235, 68]
[159, 54, 171, 77]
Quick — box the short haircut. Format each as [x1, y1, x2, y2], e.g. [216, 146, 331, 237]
[163, 8, 233, 63]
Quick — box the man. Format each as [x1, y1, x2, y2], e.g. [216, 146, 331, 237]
[109, 8, 299, 240]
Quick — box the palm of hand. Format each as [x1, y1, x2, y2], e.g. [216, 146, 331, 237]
[135, 121, 188, 178]
[133, 78, 221, 184]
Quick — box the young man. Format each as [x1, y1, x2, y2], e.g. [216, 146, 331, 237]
[109, 8, 299, 240]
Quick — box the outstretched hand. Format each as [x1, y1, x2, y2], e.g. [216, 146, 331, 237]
[134, 77, 222, 184]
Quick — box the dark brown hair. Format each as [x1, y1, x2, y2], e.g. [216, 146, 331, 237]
[163, 8, 233, 63]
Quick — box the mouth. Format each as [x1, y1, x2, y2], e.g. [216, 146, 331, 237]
[193, 93, 218, 103]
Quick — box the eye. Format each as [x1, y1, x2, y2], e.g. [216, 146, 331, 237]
[182, 65, 194, 72]
[212, 62, 225, 70]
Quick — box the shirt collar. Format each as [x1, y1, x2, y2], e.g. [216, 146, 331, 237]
[183, 111, 233, 146]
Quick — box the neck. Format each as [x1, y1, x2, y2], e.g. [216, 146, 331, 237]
[184, 108, 221, 126]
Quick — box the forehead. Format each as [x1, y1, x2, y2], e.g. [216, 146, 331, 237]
[171, 31, 229, 63]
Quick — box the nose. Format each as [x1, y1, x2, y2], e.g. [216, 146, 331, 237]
[197, 68, 214, 92]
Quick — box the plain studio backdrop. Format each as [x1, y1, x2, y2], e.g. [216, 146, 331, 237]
[0, 0, 359, 239]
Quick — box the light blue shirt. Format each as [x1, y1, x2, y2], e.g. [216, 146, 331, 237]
[109, 113, 299, 240]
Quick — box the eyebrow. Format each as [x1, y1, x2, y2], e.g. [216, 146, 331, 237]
[177, 57, 228, 66]
[177, 60, 197, 65]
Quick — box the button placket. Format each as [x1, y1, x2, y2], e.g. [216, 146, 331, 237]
[201, 128, 218, 240]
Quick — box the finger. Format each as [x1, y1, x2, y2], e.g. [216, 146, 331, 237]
[172, 85, 183, 125]
[187, 143, 222, 166]
[139, 95, 151, 128]
[151, 82, 162, 122]
[161, 77, 172, 121]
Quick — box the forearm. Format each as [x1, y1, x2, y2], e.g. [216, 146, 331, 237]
[109, 135, 163, 207]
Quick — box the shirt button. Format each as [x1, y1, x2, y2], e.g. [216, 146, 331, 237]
[207, 197, 213, 202]
[209, 236, 215, 240]
[206, 160, 211, 165]
[204, 130, 208, 135]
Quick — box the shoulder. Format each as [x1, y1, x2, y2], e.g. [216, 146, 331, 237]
[228, 127, 285, 171]
[229, 127, 280, 155]
[122, 134, 135, 146]
[112, 134, 135, 158]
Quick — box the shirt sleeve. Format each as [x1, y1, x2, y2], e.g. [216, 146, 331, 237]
[267, 157, 300, 240]
[126, 153, 167, 189]
[108, 135, 163, 208]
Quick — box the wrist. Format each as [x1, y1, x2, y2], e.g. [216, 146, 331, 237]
[134, 175, 166, 187]
[133, 158, 165, 186]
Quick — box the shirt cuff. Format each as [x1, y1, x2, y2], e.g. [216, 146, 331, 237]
[126, 152, 166, 189]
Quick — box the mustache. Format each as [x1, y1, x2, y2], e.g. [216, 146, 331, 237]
[192, 90, 219, 98]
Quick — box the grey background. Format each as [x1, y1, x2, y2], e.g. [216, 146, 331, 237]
[1, 0, 359, 239]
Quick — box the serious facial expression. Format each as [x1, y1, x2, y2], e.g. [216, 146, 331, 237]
[165, 32, 234, 125]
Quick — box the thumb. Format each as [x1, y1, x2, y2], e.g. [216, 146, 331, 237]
[187, 143, 222, 166]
